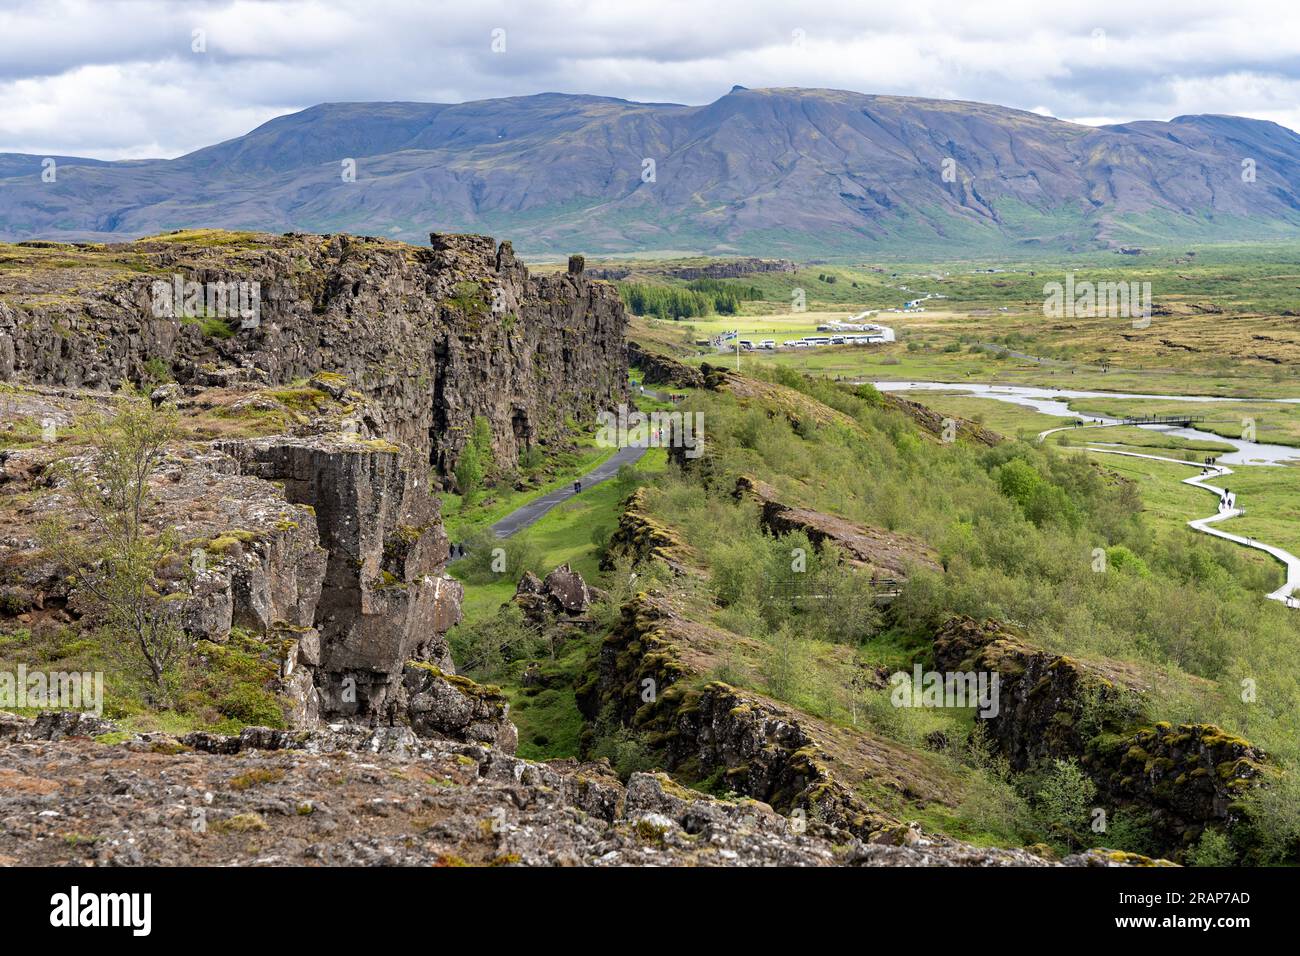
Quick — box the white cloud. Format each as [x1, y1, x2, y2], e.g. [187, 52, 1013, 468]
[2, 0, 1299, 158]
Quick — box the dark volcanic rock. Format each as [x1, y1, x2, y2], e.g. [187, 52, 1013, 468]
[734, 474, 942, 578]
[513, 563, 597, 631]
[0, 712, 1169, 866]
[541, 563, 593, 613]
[218, 434, 462, 723]
[0, 231, 628, 481]
[0, 230, 628, 751]
[628, 341, 704, 389]
[601, 488, 692, 573]
[932, 615, 1269, 857]
[400, 663, 518, 753]
[585, 593, 896, 839]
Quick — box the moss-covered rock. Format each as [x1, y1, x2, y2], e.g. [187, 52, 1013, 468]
[931, 614, 1270, 859]
[581, 592, 893, 840]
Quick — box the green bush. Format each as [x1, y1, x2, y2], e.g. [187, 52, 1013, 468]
[1034, 759, 1097, 852]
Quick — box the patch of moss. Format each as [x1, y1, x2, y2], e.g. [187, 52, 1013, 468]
[93, 730, 134, 745]
[229, 767, 286, 790]
[206, 529, 259, 554]
[213, 812, 268, 833]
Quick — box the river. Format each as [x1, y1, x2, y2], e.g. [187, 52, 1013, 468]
[873, 381, 1300, 466]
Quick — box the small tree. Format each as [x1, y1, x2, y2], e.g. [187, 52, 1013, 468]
[1188, 827, 1237, 867]
[454, 444, 483, 507]
[1036, 758, 1098, 851]
[41, 391, 190, 695]
[454, 415, 494, 509]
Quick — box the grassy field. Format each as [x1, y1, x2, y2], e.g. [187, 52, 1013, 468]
[886, 392, 1068, 441]
[1212, 463, 1300, 560]
[1081, 450, 1298, 584]
[1061, 397, 1300, 448]
[660, 309, 886, 339]
[890, 392, 1238, 454]
[593, 242, 1300, 314]
[744, 338, 1299, 399]
[1051, 425, 1235, 458]
[618, 245, 1300, 399]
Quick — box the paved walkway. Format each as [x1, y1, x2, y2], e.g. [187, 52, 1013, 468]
[450, 444, 649, 560]
[633, 382, 676, 402]
[1085, 448, 1299, 607]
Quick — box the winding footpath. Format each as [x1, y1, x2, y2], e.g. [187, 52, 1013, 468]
[1047, 440, 1300, 608]
[484, 444, 648, 540]
[448, 444, 649, 565]
[455, 379, 672, 559]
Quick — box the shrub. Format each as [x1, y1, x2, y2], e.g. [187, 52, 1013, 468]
[1034, 759, 1098, 852]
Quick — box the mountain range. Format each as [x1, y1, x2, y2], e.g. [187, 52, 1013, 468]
[4, 87, 1300, 256]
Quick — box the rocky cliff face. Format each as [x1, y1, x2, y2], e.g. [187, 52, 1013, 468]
[600, 488, 694, 574]
[216, 434, 464, 725]
[734, 475, 942, 579]
[0, 230, 628, 747]
[582, 592, 949, 840]
[0, 231, 628, 479]
[627, 341, 704, 390]
[932, 616, 1268, 856]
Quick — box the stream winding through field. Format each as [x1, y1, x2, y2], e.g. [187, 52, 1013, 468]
[872, 381, 1300, 607]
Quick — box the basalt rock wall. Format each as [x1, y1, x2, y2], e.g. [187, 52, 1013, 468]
[0, 231, 628, 481]
[932, 615, 1269, 857]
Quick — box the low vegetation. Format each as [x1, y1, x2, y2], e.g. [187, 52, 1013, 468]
[596, 365, 1300, 859]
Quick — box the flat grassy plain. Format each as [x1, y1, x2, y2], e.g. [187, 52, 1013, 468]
[617, 243, 1300, 399]
[884, 389, 1300, 573]
[1211, 463, 1300, 560]
[1081, 450, 1300, 587]
[1063, 397, 1300, 448]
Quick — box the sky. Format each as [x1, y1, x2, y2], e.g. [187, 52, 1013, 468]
[3, 0, 1300, 160]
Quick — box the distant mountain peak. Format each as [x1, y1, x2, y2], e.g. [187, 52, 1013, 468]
[3, 88, 1298, 254]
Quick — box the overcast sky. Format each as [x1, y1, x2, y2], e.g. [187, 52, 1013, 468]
[3, 0, 1300, 160]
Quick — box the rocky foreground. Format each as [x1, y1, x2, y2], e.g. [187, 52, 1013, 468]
[0, 712, 1161, 867]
